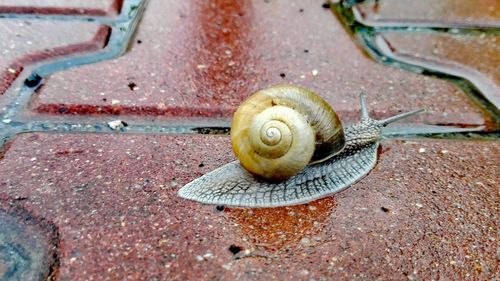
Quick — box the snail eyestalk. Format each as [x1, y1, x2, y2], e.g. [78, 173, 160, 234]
[359, 93, 370, 120]
[357, 93, 423, 126]
[377, 108, 425, 127]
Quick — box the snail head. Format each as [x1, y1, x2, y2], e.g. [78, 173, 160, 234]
[344, 94, 425, 149]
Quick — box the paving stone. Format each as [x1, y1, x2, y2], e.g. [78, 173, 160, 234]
[378, 32, 500, 109]
[32, 0, 485, 126]
[0, 0, 120, 16]
[381, 32, 499, 85]
[0, 200, 59, 280]
[0, 133, 497, 280]
[0, 19, 109, 95]
[353, 0, 500, 27]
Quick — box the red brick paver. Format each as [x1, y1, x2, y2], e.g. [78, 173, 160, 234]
[30, 0, 486, 126]
[0, 0, 498, 280]
[0, 201, 59, 280]
[381, 32, 499, 85]
[0, 20, 109, 96]
[0, 0, 121, 16]
[354, 0, 500, 27]
[377, 32, 500, 110]
[0, 133, 498, 280]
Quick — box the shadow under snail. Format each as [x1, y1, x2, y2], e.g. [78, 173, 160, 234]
[178, 85, 424, 208]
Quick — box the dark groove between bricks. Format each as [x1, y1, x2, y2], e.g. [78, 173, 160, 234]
[331, 1, 500, 132]
[0, 0, 498, 154]
[0, 1, 497, 278]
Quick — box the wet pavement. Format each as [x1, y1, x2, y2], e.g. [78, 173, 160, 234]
[0, 0, 498, 280]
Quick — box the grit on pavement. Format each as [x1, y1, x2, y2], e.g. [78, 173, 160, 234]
[0, 0, 498, 280]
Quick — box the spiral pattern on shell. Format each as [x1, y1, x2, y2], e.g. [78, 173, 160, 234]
[230, 85, 345, 181]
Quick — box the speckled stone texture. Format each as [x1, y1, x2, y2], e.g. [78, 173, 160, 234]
[0, 0, 121, 16]
[0, 199, 59, 280]
[31, 0, 486, 126]
[353, 0, 500, 27]
[0, 133, 497, 280]
[0, 19, 109, 95]
[0, 0, 498, 280]
[378, 32, 499, 107]
[381, 33, 499, 85]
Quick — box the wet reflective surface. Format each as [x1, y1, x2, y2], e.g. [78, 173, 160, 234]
[0, 208, 59, 280]
[1, 133, 498, 279]
[226, 197, 336, 254]
[353, 0, 500, 27]
[0, 0, 498, 279]
[377, 32, 500, 110]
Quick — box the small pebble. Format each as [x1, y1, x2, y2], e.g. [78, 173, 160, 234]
[300, 237, 311, 246]
[418, 148, 426, 153]
[107, 120, 127, 130]
[222, 263, 232, 270]
[196, 252, 214, 261]
[24, 74, 42, 87]
[203, 252, 214, 259]
[312, 69, 318, 76]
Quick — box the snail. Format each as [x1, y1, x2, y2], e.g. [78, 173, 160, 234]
[178, 85, 424, 208]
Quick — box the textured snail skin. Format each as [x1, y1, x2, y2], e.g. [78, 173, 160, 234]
[178, 94, 424, 208]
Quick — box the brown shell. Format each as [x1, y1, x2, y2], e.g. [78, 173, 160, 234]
[230, 85, 345, 180]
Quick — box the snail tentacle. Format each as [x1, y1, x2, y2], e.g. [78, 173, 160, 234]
[359, 93, 370, 121]
[377, 108, 425, 127]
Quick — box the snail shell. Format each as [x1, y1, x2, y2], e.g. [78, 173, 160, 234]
[178, 86, 424, 208]
[231, 85, 345, 180]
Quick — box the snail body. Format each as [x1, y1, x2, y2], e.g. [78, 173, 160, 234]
[178, 85, 423, 208]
